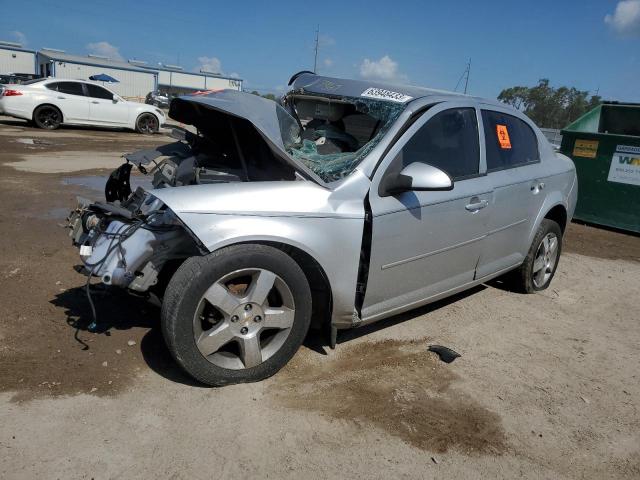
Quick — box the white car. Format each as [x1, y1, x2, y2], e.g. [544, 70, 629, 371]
[0, 78, 165, 133]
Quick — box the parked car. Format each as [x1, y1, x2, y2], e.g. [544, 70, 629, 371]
[0, 72, 41, 85]
[0, 78, 165, 133]
[67, 73, 577, 386]
[145, 90, 170, 108]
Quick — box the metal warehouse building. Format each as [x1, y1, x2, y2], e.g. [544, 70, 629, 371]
[150, 64, 243, 96]
[0, 41, 37, 74]
[37, 49, 157, 99]
[1, 44, 244, 101]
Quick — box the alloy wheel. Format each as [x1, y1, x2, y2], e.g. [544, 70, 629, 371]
[193, 268, 296, 370]
[138, 114, 158, 133]
[37, 108, 60, 129]
[532, 232, 559, 288]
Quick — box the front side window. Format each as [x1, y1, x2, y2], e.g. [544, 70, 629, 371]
[400, 108, 480, 180]
[86, 84, 114, 100]
[54, 82, 85, 96]
[482, 110, 539, 171]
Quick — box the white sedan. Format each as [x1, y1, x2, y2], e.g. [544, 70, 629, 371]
[0, 78, 166, 133]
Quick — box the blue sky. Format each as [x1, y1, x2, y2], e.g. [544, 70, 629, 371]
[2, 0, 639, 100]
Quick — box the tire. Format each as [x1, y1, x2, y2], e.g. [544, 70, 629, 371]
[135, 113, 159, 134]
[510, 219, 563, 293]
[161, 244, 312, 386]
[33, 105, 62, 130]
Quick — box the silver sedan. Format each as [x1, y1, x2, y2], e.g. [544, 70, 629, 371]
[68, 72, 577, 385]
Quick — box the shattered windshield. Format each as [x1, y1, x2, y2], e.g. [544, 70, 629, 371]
[282, 95, 405, 182]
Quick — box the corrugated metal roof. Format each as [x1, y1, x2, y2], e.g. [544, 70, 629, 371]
[0, 44, 36, 54]
[38, 49, 242, 82]
[145, 64, 243, 82]
[38, 49, 154, 74]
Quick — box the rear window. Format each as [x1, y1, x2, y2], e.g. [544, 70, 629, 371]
[86, 84, 114, 100]
[48, 81, 85, 96]
[482, 110, 539, 171]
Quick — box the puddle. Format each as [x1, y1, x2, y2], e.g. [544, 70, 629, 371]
[14, 138, 52, 145]
[40, 207, 71, 220]
[272, 339, 508, 455]
[62, 174, 154, 194]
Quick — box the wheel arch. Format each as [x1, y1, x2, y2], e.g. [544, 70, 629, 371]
[544, 204, 568, 234]
[135, 111, 160, 130]
[212, 240, 334, 334]
[527, 191, 569, 250]
[32, 103, 64, 123]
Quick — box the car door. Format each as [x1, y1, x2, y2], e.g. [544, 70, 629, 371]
[85, 83, 130, 126]
[362, 102, 493, 322]
[47, 81, 89, 122]
[475, 107, 548, 278]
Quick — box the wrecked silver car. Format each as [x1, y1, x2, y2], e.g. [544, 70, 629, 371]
[68, 72, 577, 386]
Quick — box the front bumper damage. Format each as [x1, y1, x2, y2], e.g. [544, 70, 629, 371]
[67, 188, 200, 294]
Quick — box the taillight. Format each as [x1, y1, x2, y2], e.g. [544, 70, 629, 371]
[2, 89, 23, 97]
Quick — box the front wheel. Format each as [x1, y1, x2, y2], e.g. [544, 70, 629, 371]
[161, 244, 312, 386]
[135, 113, 159, 134]
[510, 219, 562, 293]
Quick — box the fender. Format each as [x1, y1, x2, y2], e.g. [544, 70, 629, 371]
[171, 211, 365, 329]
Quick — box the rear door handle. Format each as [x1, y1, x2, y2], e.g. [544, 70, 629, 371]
[465, 198, 489, 212]
[57, 96, 66, 99]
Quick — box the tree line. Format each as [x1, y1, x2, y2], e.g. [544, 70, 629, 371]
[498, 79, 601, 129]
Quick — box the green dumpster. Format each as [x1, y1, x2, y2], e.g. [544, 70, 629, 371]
[560, 102, 640, 233]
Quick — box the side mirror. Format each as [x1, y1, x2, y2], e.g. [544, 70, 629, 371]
[112, 94, 119, 103]
[380, 162, 453, 197]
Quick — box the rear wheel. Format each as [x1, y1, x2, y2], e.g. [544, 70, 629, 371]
[33, 105, 62, 130]
[135, 113, 159, 134]
[510, 219, 562, 293]
[161, 244, 312, 386]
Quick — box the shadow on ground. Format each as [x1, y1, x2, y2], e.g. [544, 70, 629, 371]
[46, 281, 492, 390]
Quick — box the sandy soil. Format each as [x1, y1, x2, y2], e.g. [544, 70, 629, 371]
[0, 117, 639, 479]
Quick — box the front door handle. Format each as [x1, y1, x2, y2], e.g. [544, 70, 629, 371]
[91, 101, 100, 104]
[465, 198, 489, 212]
[57, 96, 66, 99]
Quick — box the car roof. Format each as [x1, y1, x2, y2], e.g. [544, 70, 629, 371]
[287, 72, 505, 109]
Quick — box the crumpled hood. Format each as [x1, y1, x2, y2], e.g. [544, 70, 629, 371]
[150, 180, 363, 219]
[169, 90, 324, 185]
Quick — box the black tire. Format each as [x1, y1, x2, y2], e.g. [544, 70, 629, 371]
[510, 219, 563, 293]
[161, 244, 312, 386]
[33, 105, 62, 130]
[135, 113, 159, 134]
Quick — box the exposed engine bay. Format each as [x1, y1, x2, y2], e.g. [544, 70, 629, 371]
[67, 87, 405, 328]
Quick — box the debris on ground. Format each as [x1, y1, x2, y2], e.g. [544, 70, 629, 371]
[427, 345, 461, 363]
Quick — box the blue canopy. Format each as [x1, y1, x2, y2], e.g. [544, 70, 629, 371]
[89, 74, 119, 83]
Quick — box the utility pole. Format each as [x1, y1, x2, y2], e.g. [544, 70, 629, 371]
[454, 58, 472, 94]
[463, 58, 471, 94]
[313, 25, 319, 73]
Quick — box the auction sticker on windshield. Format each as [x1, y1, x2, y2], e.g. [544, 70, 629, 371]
[361, 87, 413, 103]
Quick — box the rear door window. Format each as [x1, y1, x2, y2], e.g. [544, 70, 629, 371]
[482, 110, 539, 171]
[400, 107, 480, 180]
[86, 84, 114, 100]
[53, 82, 86, 97]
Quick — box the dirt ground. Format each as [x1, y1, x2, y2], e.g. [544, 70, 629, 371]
[0, 117, 639, 479]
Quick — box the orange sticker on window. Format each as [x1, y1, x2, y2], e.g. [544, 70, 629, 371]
[496, 124, 511, 149]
